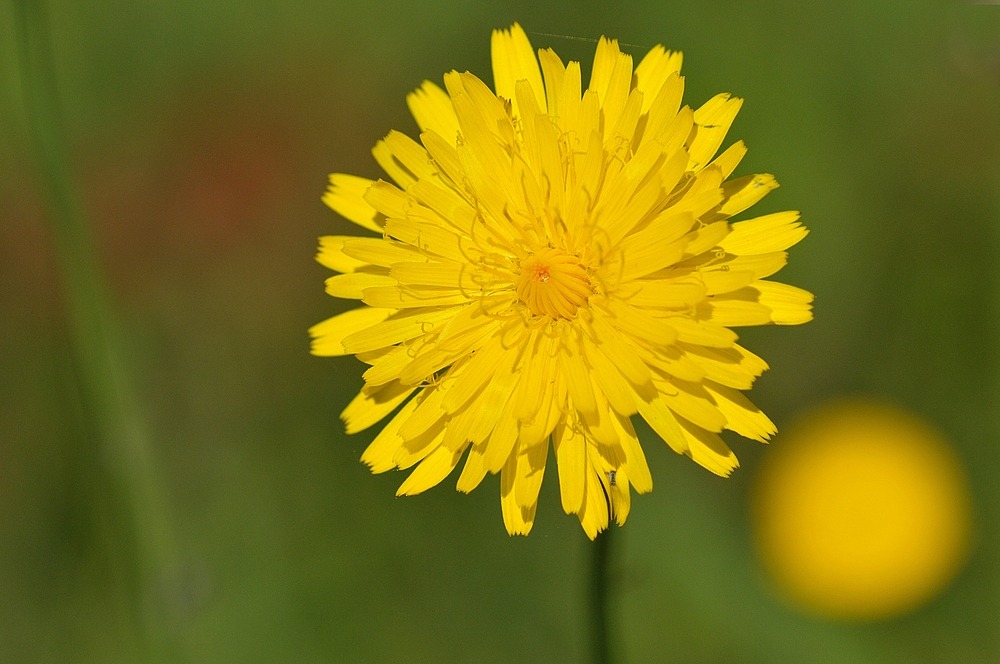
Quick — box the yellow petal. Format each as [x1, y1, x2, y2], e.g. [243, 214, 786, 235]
[616, 212, 692, 281]
[577, 456, 610, 540]
[398, 381, 449, 440]
[616, 88, 645, 150]
[676, 415, 739, 477]
[396, 317, 501, 386]
[661, 315, 738, 348]
[420, 130, 466, 190]
[325, 271, 395, 299]
[514, 438, 549, 509]
[411, 180, 476, 235]
[441, 395, 483, 452]
[594, 140, 664, 244]
[633, 45, 683, 115]
[340, 306, 460, 354]
[316, 236, 370, 273]
[716, 252, 789, 280]
[699, 269, 756, 296]
[611, 412, 652, 494]
[387, 206, 483, 264]
[679, 343, 767, 390]
[705, 381, 776, 442]
[500, 451, 536, 535]
[755, 280, 814, 325]
[457, 144, 518, 243]
[588, 37, 620, 99]
[571, 128, 604, 216]
[610, 468, 631, 526]
[698, 296, 773, 327]
[467, 341, 526, 443]
[514, 331, 552, 421]
[360, 395, 421, 473]
[310, 306, 395, 356]
[322, 174, 383, 233]
[533, 112, 567, 214]
[434, 299, 508, 351]
[394, 415, 452, 468]
[491, 23, 546, 117]
[671, 177, 726, 226]
[406, 80, 460, 142]
[519, 367, 562, 447]
[720, 210, 807, 254]
[517, 85, 544, 163]
[720, 173, 779, 216]
[681, 221, 730, 259]
[560, 343, 598, 416]
[390, 261, 467, 289]
[484, 391, 520, 473]
[580, 387, 622, 449]
[709, 140, 747, 179]
[458, 72, 516, 145]
[601, 54, 635, 140]
[371, 139, 415, 189]
[558, 61, 582, 134]
[636, 343, 707, 384]
[341, 380, 415, 434]
[636, 396, 687, 454]
[341, 237, 425, 267]
[688, 93, 743, 171]
[644, 74, 686, 146]
[602, 298, 679, 347]
[396, 442, 464, 496]
[361, 286, 469, 309]
[361, 345, 413, 386]
[456, 440, 489, 493]
[590, 317, 655, 394]
[658, 379, 727, 433]
[355, 345, 394, 365]
[362, 179, 409, 219]
[441, 337, 507, 413]
[537, 47, 565, 118]
[625, 277, 707, 309]
[553, 419, 587, 514]
[655, 146, 692, 198]
[657, 105, 694, 156]
[451, 94, 516, 199]
[382, 130, 438, 182]
[582, 336, 638, 417]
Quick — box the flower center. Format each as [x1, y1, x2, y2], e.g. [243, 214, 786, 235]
[515, 248, 593, 319]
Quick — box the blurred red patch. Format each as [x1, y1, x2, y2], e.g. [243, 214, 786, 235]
[85, 79, 298, 292]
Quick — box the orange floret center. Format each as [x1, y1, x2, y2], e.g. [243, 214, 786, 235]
[515, 248, 593, 319]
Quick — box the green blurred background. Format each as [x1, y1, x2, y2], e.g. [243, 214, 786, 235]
[2, 0, 1000, 661]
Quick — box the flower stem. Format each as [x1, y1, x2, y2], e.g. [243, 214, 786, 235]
[589, 526, 615, 664]
[14, 1, 179, 659]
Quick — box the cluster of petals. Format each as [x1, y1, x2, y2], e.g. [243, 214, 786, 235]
[311, 23, 813, 538]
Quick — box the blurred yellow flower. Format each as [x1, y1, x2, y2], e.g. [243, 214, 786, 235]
[312, 23, 812, 537]
[752, 401, 973, 620]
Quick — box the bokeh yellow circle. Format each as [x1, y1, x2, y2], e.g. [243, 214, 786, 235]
[751, 401, 973, 621]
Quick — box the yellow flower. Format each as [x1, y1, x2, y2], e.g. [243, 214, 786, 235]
[752, 401, 972, 620]
[311, 23, 813, 538]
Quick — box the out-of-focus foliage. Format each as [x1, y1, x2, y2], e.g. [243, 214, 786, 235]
[1, 1, 999, 662]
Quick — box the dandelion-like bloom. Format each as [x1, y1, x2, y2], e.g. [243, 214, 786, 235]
[312, 24, 813, 538]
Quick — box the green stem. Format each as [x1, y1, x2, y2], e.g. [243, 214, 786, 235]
[13, 1, 178, 659]
[590, 527, 615, 664]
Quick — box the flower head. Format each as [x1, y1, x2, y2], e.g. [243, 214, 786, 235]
[312, 24, 813, 538]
